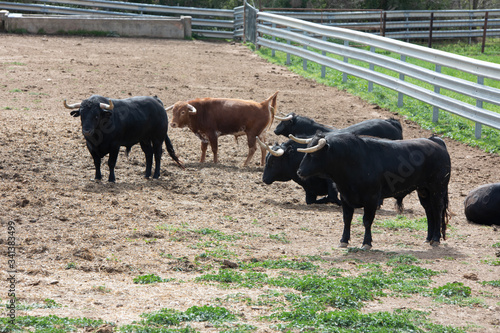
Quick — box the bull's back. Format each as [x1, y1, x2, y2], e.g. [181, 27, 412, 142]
[196, 98, 270, 135]
[111, 96, 167, 143]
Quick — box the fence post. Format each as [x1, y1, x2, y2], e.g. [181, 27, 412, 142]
[433, 64, 441, 123]
[303, 31, 308, 71]
[428, 12, 434, 48]
[475, 76, 484, 138]
[482, 11, 489, 53]
[271, 23, 276, 57]
[368, 46, 375, 92]
[342, 40, 349, 83]
[286, 27, 291, 65]
[398, 54, 406, 107]
[321, 36, 326, 78]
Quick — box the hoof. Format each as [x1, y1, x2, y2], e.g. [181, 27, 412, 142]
[339, 242, 349, 248]
[361, 244, 372, 251]
[429, 240, 440, 247]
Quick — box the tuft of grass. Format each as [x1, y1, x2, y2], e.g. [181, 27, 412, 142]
[239, 259, 318, 271]
[120, 305, 236, 332]
[377, 215, 428, 232]
[481, 280, 500, 288]
[133, 273, 173, 284]
[0, 315, 109, 332]
[269, 232, 290, 244]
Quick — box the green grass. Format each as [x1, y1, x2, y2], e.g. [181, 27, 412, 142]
[133, 273, 174, 284]
[254, 38, 500, 153]
[0, 315, 109, 333]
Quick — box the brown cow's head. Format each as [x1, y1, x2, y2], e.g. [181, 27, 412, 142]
[166, 101, 197, 129]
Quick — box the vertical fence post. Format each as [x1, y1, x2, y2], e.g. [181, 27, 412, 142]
[271, 23, 276, 57]
[475, 76, 484, 139]
[482, 11, 489, 53]
[368, 46, 375, 92]
[398, 54, 406, 108]
[303, 31, 308, 71]
[321, 36, 326, 78]
[286, 27, 291, 65]
[342, 40, 349, 83]
[433, 64, 441, 123]
[428, 12, 434, 48]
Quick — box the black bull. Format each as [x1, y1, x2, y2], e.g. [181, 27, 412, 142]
[297, 133, 451, 250]
[464, 183, 500, 226]
[65, 95, 184, 182]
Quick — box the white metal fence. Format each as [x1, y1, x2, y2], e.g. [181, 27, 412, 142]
[256, 12, 500, 138]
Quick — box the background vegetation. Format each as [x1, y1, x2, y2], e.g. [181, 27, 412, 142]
[86, 0, 499, 10]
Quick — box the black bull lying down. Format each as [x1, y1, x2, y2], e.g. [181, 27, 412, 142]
[64, 95, 184, 182]
[464, 183, 500, 226]
[296, 132, 451, 250]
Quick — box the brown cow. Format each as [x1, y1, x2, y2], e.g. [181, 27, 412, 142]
[167, 91, 279, 166]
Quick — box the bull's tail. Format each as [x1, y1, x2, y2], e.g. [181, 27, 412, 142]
[441, 188, 450, 240]
[165, 135, 185, 170]
[265, 91, 279, 131]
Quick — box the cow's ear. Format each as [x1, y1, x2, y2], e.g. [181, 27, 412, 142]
[70, 110, 80, 117]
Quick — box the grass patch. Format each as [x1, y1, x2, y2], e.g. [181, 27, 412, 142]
[481, 280, 500, 288]
[133, 273, 174, 284]
[120, 305, 235, 332]
[0, 315, 109, 333]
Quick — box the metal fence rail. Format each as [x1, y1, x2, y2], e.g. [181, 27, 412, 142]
[256, 11, 500, 138]
[0, 0, 236, 38]
[265, 9, 500, 40]
[2, 1, 500, 42]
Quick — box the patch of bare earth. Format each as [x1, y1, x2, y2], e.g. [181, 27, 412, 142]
[0, 34, 499, 332]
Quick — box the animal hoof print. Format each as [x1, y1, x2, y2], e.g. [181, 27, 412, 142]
[361, 244, 372, 251]
[339, 242, 349, 248]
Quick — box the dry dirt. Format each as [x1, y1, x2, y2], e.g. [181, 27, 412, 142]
[0, 34, 499, 332]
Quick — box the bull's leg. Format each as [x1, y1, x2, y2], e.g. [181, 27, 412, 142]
[340, 201, 354, 247]
[90, 151, 102, 181]
[207, 134, 219, 164]
[421, 193, 445, 246]
[361, 204, 377, 250]
[200, 141, 208, 163]
[417, 189, 434, 243]
[258, 134, 266, 166]
[107, 148, 119, 182]
[153, 141, 163, 179]
[152, 140, 163, 179]
[243, 134, 258, 167]
[140, 142, 154, 179]
[327, 182, 342, 206]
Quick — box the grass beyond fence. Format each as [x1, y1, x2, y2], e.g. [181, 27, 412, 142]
[254, 38, 500, 153]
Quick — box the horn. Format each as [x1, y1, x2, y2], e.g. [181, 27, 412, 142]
[275, 113, 293, 121]
[256, 137, 284, 157]
[297, 138, 327, 153]
[165, 105, 175, 111]
[63, 100, 81, 109]
[187, 104, 197, 114]
[289, 134, 312, 144]
[100, 99, 114, 111]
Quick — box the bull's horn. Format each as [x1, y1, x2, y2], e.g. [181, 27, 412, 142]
[100, 99, 114, 111]
[289, 134, 312, 144]
[187, 104, 197, 114]
[297, 138, 327, 153]
[275, 113, 293, 121]
[256, 137, 284, 157]
[165, 105, 175, 111]
[63, 100, 81, 109]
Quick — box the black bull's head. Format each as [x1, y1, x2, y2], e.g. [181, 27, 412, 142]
[64, 99, 115, 146]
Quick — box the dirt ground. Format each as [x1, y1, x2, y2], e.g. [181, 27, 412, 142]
[0, 34, 499, 332]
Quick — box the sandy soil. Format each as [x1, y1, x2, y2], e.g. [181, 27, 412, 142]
[0, 34, 499, 332]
